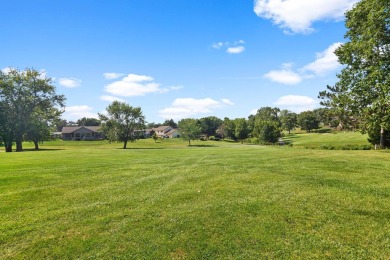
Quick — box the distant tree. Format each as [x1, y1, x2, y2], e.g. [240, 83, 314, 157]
[163, 119, 177, 128]
[252, 107, 282, 143]
[279, 110, 297, 134]
[221, 117, 236, 140]
[178, 118, 201, 146]
[234, 118, 249, 143]
[319, 0, 390, 148]
[53, 118, 68, 132]
[258, 121, 281, 144]
[0, 100, 14, 152]
[298, 111, 320, 133]
[26, 107, 62, 150]
[77, 117, 100, 126]
[0, 68, 65, 152]
[198, 116, 223, 137]
[152, 132, 158, 143]
[99, 101, 145, 149]
[146, 122, 161, 129]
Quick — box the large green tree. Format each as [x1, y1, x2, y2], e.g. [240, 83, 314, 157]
[0, 68, 65, 152]
[298, 111, 320, 133]
[198, 116, 223, 137]
[77, 117, 100, 126]
[178, 118, 201, 146]
[99, 101, 145, 149]
[279, 110, 297, 134]
[319, 0, 390, 148]
[234, 118, 249, 143]
[252, 107, 282, 143]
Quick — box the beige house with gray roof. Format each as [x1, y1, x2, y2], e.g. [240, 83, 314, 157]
[61, 126, 104, 140]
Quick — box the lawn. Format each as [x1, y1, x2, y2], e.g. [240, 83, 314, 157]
[1, 138, 389, 258]
[284, 131, 370, 148]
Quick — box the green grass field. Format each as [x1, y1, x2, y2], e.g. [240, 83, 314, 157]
[1, 135, 389, 258]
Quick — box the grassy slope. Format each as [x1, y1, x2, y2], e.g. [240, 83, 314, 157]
[284, 131, 370, 148]
[1, 139, 389, 258]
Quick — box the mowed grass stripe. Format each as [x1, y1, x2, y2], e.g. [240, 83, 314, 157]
[0, 140, 389, 258]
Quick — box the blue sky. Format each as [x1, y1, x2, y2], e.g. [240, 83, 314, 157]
[1, 0, 359, 123]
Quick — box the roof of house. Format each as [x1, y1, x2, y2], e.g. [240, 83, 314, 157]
[61, 126, 101, 134]
[153, 125, 172, 132]
[166, 129, 179, 135]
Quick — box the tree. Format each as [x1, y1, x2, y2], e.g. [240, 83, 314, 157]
[99, 101, 145, 149]
[252, 107, 282, 143]
[152, 132, 158, 143]
[298, 111, 320, 133]
[234, 118, 249, 143]
[178, 118, 201, 146]
[0, 68, 65, 152]
[163, 119, 177, 128]
[319, 0, 390, 148]
[77, 117, 100, 126]
[258, 121, 280, 144]
[25, 107, 62, 150]
[198, 116, 222, 137]
[279, 110, 297, 134]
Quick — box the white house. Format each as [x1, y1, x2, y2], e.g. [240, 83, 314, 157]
[165, 129, 180, 138]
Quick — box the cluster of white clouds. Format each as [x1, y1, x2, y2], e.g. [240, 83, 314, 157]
[58, 77, 82, 88]
[273, 95, 318, 112]
[254, 0, 359, 34]
[212, 40, 246, 54]
[103, 73, 182, 100]
[63, 105, 98, 122]
[264, 42, 342, 85]
[159, 98, 234, 119]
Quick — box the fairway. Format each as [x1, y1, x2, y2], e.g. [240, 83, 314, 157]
[1, 139, 389, 259]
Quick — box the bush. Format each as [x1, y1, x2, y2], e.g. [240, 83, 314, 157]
[320, 144, 336, 150]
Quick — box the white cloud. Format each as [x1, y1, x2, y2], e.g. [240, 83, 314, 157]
[99, 95, 125, 102]
[212, 42, 224, 49]
[63, 105, 97, 121]
[264, 67, 302, 85]
[103, 72, 125, 80]
[212, 40, 246, 54]
[227, 46, 245, 54]
[159, 98, 234, 119]
[264, 43, 342, 84]
[274, 95, 318, 112]
[59, 77, 82, 88]
[254, 0, 358, 34]
[222, 99, 235, 105]
[105, 74, 181, 97]
[303, 42, 342, 75]
[1, 67, 11, 74]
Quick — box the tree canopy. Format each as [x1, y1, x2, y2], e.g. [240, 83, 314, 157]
[99, 101, 145, 149]
[178, 118, 201, 146]
[0, 68, 65, 152]
[319, 0, 390, 147]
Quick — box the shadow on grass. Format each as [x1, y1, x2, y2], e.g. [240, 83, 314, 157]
[116, 147, 164, 150]
[188, 145, 217, 147]
[18, 148, 65, 152]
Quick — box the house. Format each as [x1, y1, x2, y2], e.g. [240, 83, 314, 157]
[144, 128, 155, 138]
[153, 125, 173, 138]
[61, 126, 104, 140]
[165, 129, 180, 138]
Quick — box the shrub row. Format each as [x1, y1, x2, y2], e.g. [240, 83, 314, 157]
[319, 144, 373, 150]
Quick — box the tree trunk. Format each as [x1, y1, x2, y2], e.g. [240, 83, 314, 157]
[188, 140, 191, 146]
[34, 140, 39, 150]
[5, 142, 12, 152]
[380, 126, 385, 149]
[123, 140, 128, 149]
